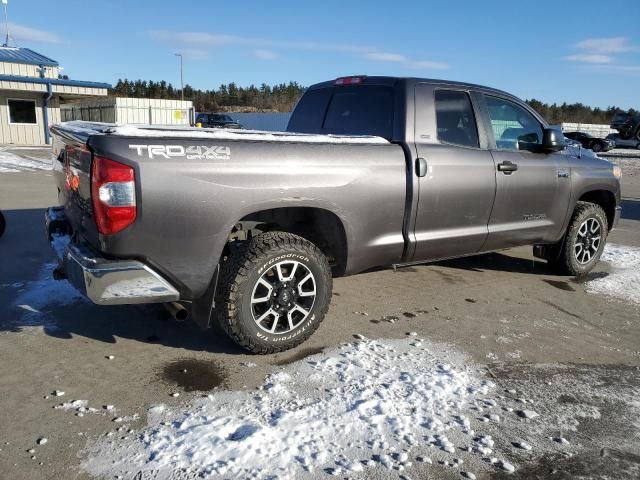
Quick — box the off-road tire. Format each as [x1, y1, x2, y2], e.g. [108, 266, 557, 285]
[548, 201, 608, 276]
[215, 232, 332, 354]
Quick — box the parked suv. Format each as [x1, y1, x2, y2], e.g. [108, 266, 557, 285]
[610, 111, 640, 141]
[564, 131, 615, 153]
[195, 113, 242, 129]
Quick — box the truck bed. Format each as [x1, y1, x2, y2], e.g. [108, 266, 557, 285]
[50, 121, 408, 301]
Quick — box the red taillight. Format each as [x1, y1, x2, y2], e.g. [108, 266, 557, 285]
[91, 156, 136, 235]
[335, 76, 367, 86]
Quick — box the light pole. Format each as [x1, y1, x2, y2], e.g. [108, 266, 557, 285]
[2, 0, 11, 47]
[175, 53, 184, 101]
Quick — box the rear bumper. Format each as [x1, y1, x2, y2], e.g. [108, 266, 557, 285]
[45, 207, 180, 305]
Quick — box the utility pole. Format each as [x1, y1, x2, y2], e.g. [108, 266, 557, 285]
[2, 0, 10, 47]
[175, 53, 184, 101]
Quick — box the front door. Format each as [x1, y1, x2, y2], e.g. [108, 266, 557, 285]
[480, 94, 572, 250]
[411, 84, 497, 262]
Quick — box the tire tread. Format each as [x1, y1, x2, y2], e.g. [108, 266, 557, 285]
[553, 201, 608, 276]
[216, 232, 332, 354]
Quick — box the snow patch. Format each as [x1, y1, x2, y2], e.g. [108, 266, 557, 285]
[587, 244, 640, 305]
[82, 338, 501, 479]
[0, 149, 52, 173]
[106, 124, 390, 145]
[55, 399, 88, 411]
[7, 263, 87, 330]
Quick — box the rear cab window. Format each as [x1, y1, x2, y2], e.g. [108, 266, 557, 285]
[288, 85, 395, 139]
[434, 90, 479, 148]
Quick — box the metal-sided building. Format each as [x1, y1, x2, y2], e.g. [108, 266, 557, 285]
[0, 46, 110, 145]
[61, 97, 194, 126]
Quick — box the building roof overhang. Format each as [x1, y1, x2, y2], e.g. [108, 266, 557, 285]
[0, 74, 111, 90]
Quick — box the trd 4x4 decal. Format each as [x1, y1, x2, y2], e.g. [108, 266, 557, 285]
[129, 145, 231, 160]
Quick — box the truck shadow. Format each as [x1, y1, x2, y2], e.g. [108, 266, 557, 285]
[0, 208, 242, 354]
[0, 207, 594, 353]
[435, 251, 553, 275]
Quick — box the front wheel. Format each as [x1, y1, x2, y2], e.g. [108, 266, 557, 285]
[548, 202, 608, 276]
[216, 232, 332, 354]
[591, 142, 603, 153]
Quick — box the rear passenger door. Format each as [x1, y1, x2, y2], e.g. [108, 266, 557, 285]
[411, 84, 497, 261]
[479, 95, 572, 250]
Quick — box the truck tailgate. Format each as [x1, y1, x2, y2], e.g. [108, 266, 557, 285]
[52, 138, 100, 247]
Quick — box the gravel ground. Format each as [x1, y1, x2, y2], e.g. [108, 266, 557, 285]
[0, 150, 639, 479]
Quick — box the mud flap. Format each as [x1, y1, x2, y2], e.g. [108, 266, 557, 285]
[189, 266, 219, 330]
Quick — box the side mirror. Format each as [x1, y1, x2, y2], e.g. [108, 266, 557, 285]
[541, 128, 566, 153]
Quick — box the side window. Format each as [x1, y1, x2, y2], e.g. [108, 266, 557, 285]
[434, 90, 479, 148]
[485, 96, 543, 152]
[8, 99, 37, 124]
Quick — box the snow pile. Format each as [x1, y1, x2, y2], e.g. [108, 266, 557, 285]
[83, 338, 507, 479]
[0, 149, 52, 173]
[106, 124, 390, 145]
[602, 149, 640, 158]
[8, 263, 86, 330]
[587, 244, 640, 305]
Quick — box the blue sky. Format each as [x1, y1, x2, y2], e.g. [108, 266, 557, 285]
[4, 0, 640, 109]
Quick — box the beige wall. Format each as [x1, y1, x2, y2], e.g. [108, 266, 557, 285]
[52, 84, 108, 96]
[0, 61, 59, 79]
[61, 97, 194, 126]
[0, 90, 60, 145]
[0, 79, 46, 92]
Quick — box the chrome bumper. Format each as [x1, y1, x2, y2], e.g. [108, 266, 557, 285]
[45, 207, 180, 305]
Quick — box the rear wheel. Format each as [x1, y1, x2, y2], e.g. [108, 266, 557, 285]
[635, 127, 640, 142]
[546, 202, 608, 276]
[216, 232, 332, 354]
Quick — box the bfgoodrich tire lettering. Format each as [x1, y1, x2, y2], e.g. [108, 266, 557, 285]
[550, 201, 608, 276]
[216, 232, 332, 354]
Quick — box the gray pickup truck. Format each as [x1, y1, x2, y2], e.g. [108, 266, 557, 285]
[46, 76, 622, 353]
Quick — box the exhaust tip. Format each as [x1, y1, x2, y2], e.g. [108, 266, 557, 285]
[164, 302, 190, 322]
[174, 307, 189, 322]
